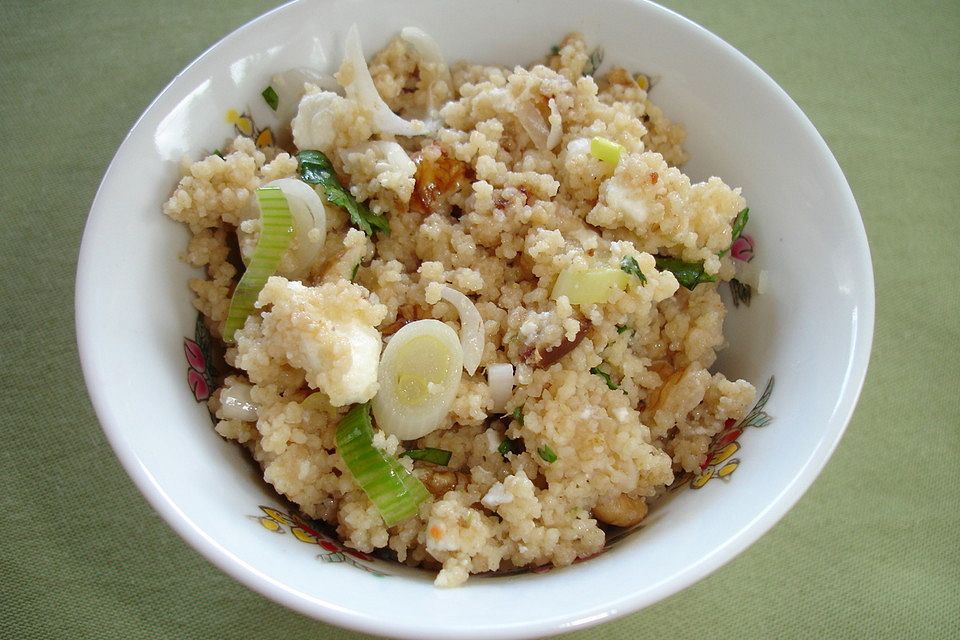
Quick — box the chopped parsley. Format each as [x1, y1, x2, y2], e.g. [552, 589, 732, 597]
[350, 262, 360, 282]
[654, 256, 717, 290]
[400, 447, 452, 466]
[498, 438, 520, 457]
[537, 445, 557, 463]
[619, 255, 647, 284]
[616, 324, 634, 335]
[590, 366, 618, 390]
[511, 406, 524, 425]
[297, 150, 390, 237]
[261, 85, 279, 111]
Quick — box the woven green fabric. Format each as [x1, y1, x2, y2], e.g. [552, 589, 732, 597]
[1, 0, 957, 637]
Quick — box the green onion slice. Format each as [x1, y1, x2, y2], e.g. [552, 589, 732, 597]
[400, 447, 453, 466]
[654, 256, 718, 290]
[537, 445, 558, 463]
[590, 136, 625, 166]
[335, 403, 430, 527]
[224, 186, 294, 343]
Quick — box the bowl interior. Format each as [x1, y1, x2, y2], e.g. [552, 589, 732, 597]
[76, 0, 873, 638]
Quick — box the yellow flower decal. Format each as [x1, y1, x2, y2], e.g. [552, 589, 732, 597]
[226, 109, 254, 137]
[260, 506, 294, 526]
[224, 109, 275, 149]
[248, 505, 386, 577]
[257, 516, 282, 532]
[292, 526, 319, 544]
[675, 376, 774, 491]
[255, 128, 274, 148]
[691, 442, 740, 488]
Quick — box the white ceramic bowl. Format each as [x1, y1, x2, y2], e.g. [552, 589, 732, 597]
[76, 0, 874, 638]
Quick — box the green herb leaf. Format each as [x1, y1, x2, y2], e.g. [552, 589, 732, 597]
[297, 150, 390, 237]
[350, 262, 360, 282]
[619, 256, 647, 284]
[498, 437, 519, 457]
[537, 445, 557, 463]
[549, 44, 561, 55]
[719, 208, 750, 257]
[654, 256, 718, 290]
[616, 324, 633, 335]
[261, 85, 279, 111]
[212, 149, 224, 159]
[590, 366, 619, 390]
[400, 447, 452, 466]
[511, 406, 524, 425]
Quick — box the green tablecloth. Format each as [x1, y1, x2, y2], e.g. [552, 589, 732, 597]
[2, 1, 957, 637]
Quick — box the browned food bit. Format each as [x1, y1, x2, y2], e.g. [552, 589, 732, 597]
[523, 318, 592, 368]
[645, 366, 686, 417]
[593, 493, 648, 528]
[422, 469, 459, 498]
[380, 303, 424, 336]
[410, 144, 471, 214]
[603, 66, 637, 87]
[533, 94, 551, 121]
[380, 318, 410, 337]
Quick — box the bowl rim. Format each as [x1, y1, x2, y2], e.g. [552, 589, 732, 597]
[75, 0, 875, 638]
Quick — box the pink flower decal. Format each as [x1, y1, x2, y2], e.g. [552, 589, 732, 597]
[730, 234, 754, 262]
[184, 338, 206, 371]
[184, 318, 217, 404]
[188, 368, 210, 401]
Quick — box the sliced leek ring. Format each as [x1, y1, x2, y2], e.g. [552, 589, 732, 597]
[438, 285, 484, 376]
[372, 320, 463, 440]
[237, 178, 328, 279]
[486, 363, 514, 414]
[336, 403, 430, 526]
[223, 187, 294, 342]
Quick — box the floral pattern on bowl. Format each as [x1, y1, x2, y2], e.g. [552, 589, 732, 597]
[251, 506, 386, 576]
[184, 314, 216, 402]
